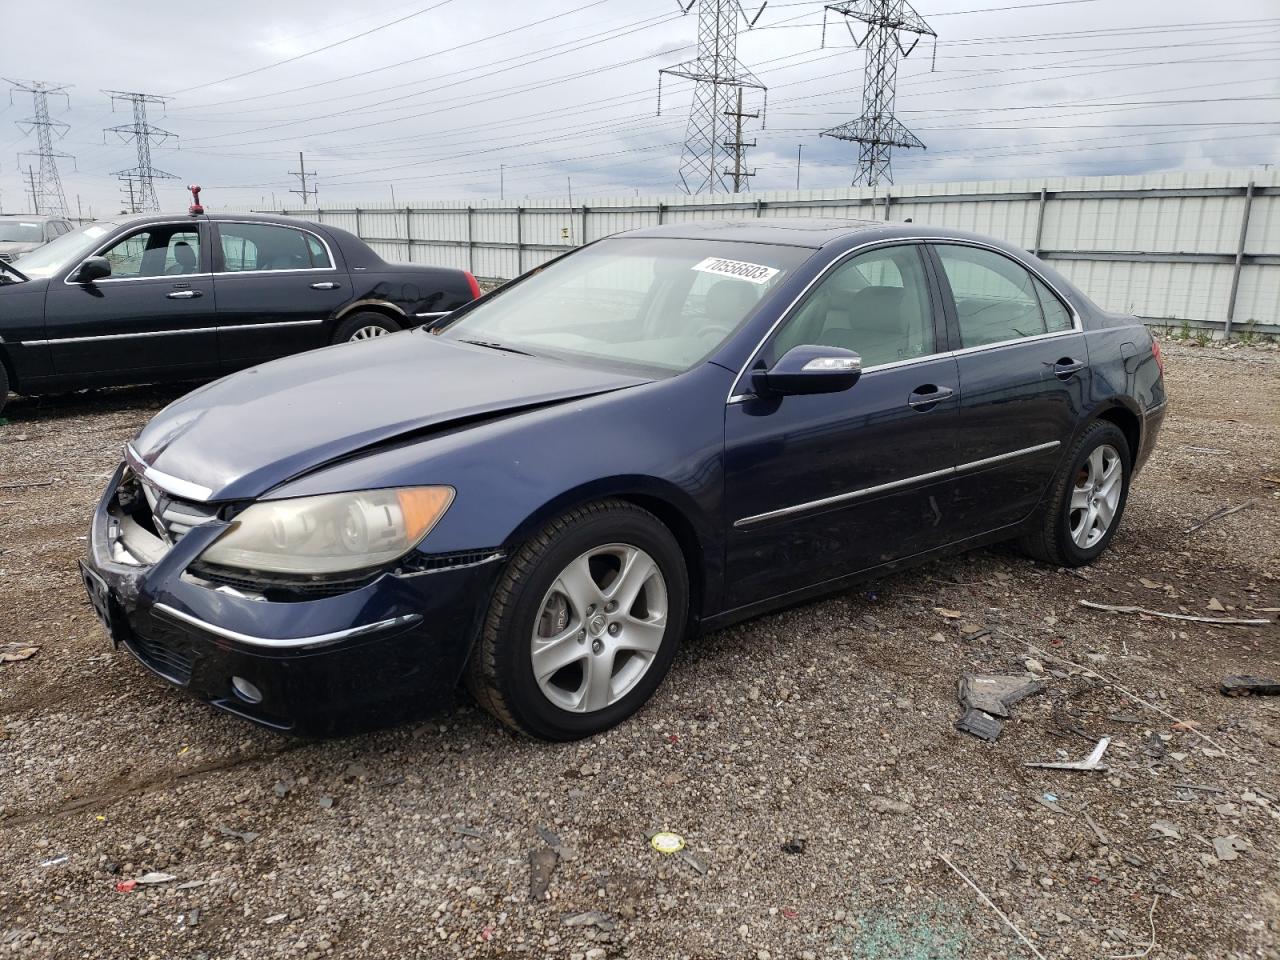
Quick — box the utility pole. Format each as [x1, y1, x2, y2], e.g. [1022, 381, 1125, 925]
[6, 79, 73, 217]
[659, 0, 767, 195]
[24, 165, 39, 214]
[104, 90, 178, 212]
[289, 151, 316, 205]
[722, 86, 758, 193]
[820, 0, 936, 188]
[796, 144, 803, 190]
[499, 163, 505, 202]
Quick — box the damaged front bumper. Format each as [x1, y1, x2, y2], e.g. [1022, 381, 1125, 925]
[81, 463, 505, 735]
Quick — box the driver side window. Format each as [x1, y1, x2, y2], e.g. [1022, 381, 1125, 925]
[770, 244, 936, 368]
[100, 226, 201, 279]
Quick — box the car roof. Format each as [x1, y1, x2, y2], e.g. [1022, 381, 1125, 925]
[86, 211, 324, 230]
[616, 217, 1029, 253]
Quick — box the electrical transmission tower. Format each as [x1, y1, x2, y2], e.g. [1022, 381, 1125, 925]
[104, 91, 178, 213]
[820, 0, 935, 188]
[6, 79, 73, 216]
[658, 1, 767, 195]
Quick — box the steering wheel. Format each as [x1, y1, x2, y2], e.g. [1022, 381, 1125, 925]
[699, 322, 735, 341]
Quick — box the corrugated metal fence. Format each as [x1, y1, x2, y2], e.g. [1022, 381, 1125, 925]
[263, 168, 1280, 336]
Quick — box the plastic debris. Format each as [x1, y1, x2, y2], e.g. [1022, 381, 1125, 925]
[1220, 675, 1280, 697]
[955, 674, 1046, 741]
[217, 825, 258, 844]
[39, 855, 68, 868]
[1025, 737, 1110, 772]
[0, 645, 38, 664]
[135, 872, 177, 885]
[649, 831, 685, 854]
[1148, 820, 1182, 840]
[780, 838, 807, 855]
[115, 879, 138, 893]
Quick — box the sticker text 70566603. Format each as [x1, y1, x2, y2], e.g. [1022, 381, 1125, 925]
[691, 256, 780, 285]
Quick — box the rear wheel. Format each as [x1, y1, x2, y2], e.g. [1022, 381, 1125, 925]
[1020, 420, 1131, 567]
[466, 500, 688, 740]
[332, 311, 401, 344]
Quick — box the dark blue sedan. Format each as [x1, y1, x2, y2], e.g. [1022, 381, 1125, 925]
[81, 218, 1167, 739]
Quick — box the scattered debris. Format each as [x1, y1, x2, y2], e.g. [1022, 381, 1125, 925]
[1171, 783, 1226, 794]
[1183, 500, 1253, 535]
[186, 908, 201, 928]
[1036, 794, 1066, 815]
[938, 853, 1049, 960]
[649, 831, 685, 854]
[934, 607, 964, 619]
[39, 855, 68, 868]
[1182, 445, 1229, 455]
[528, 848, 558, 900]
[1026, 737, 1110, 772]
[1110, 896, 1160, 960]
[678, 848, 708, 875]
[868, 796, 913, 816]
[135, 872, 177, 885]
[1148, 820, 1182, 840]
[1207, 597, 1227, 612]
[217, 825, 259, 844]
[955, 674, 1046, 741]
[780, 838, 807, 855]
[1083, 812, 1110, 846]
[114, 880, 137, 893]
[563, 911, 619, 932]
[264, 913, 289, 925]
[318, 795, 334, 810]
[272, 778, 294, 799]
[0, 478, 56, 490]
[1212, 835, 1248, 862]
[1145, 731, 1168, 758]
[537, 824, 577, 860]
[1078, 600, 1270, 626]
[451, 825, 486, 839]
[0, 645, 38, 664]
[1220, 675, 1280, 697]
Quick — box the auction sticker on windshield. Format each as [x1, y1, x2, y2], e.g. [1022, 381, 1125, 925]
[692, 256, 780, 285]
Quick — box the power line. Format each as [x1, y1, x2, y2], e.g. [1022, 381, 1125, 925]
[168, 0, 458, 96]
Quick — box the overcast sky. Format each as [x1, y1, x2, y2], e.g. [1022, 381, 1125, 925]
[1, 0, 1277, 215]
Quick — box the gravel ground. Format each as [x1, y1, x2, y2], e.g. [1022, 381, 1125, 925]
[1, 340, 1277, 960]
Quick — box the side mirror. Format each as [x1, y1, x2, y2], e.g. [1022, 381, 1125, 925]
[73, 256, 112, 283]
[752, 345, 862, 397]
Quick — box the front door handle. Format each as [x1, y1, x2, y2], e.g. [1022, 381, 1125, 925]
[310, 281, 341, 291]
[908, 384, 955, 410]
[166, 290, 202, 300]
[1051, 357, 1087, 381]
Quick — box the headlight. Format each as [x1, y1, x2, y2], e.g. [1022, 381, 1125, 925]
[199, 487, 454, 576]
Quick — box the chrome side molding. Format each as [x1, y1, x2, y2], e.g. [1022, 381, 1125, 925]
[153, 603, 423, 650]
[733, 440, 1061, 528]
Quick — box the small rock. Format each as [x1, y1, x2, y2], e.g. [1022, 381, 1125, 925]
[868, 797, 912, 815]
[1024, 658, 1045, 675]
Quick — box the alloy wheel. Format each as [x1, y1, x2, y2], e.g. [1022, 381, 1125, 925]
[349, 324, 390, 342]
[530, 543, 668, 713]
[1069, 443, 1122, 549]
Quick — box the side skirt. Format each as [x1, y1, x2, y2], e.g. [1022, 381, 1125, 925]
[698, 520, 1026, 634]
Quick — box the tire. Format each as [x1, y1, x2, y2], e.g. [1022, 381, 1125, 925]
[466, 499, 689, 740]
[331, 312, 402, 344]
[0, 362, 9, 418]
[1019, 420, 1132, 567]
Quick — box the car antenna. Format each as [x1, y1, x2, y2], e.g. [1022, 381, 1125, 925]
[188, 184, 204, 216]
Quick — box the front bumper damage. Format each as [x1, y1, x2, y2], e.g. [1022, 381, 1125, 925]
[81, 463, 504, 735]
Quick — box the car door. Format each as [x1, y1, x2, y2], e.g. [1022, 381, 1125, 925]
[928, 242, 1090, 537]
[212, 221, 350, 369]
[44, 221, 218, 378]
[722, 243, 960, 611]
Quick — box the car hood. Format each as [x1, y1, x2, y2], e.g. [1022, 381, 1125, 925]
[131, 333, 653, 501]
[0, 241, 40, 257]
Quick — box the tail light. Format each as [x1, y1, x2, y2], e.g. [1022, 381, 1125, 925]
[464, 271, 481, 300]
[1151, 337, 1164, 376]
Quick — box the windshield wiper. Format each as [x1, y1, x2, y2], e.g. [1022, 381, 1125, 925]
[458, 338, 535, 357]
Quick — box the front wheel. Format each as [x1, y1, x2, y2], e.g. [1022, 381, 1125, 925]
[466, 500, 689, 740]
[1020, 420, 1132, 567]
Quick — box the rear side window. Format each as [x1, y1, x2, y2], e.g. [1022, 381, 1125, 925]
[218, 223, 326, 272]
[306, 234, 333, 269]
[1035, 277, 1073, 332]
[935, 244, 1054, 347]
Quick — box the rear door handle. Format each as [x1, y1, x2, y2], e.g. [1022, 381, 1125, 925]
[907, 385, 955, 410]
[166, 290, 201, 299]
[1051, 357, 1087, 380]
[310, 281, 341, 290]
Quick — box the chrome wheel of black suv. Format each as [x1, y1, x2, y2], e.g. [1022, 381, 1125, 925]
[467, 500, 688, 740]
[1021, 420, 1132, 567]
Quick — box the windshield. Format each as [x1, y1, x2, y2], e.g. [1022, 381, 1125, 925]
[439, 237, 812, 374]
[14, 221, 119, 279]
[0, 221, 43, 243]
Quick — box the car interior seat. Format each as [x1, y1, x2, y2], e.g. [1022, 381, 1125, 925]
[702, 280, 759, 334]
[166, 241, 197, 276]
[821, 285, 908, 366]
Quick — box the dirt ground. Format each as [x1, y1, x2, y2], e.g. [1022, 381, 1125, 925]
[1, 340, 1277, 960]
